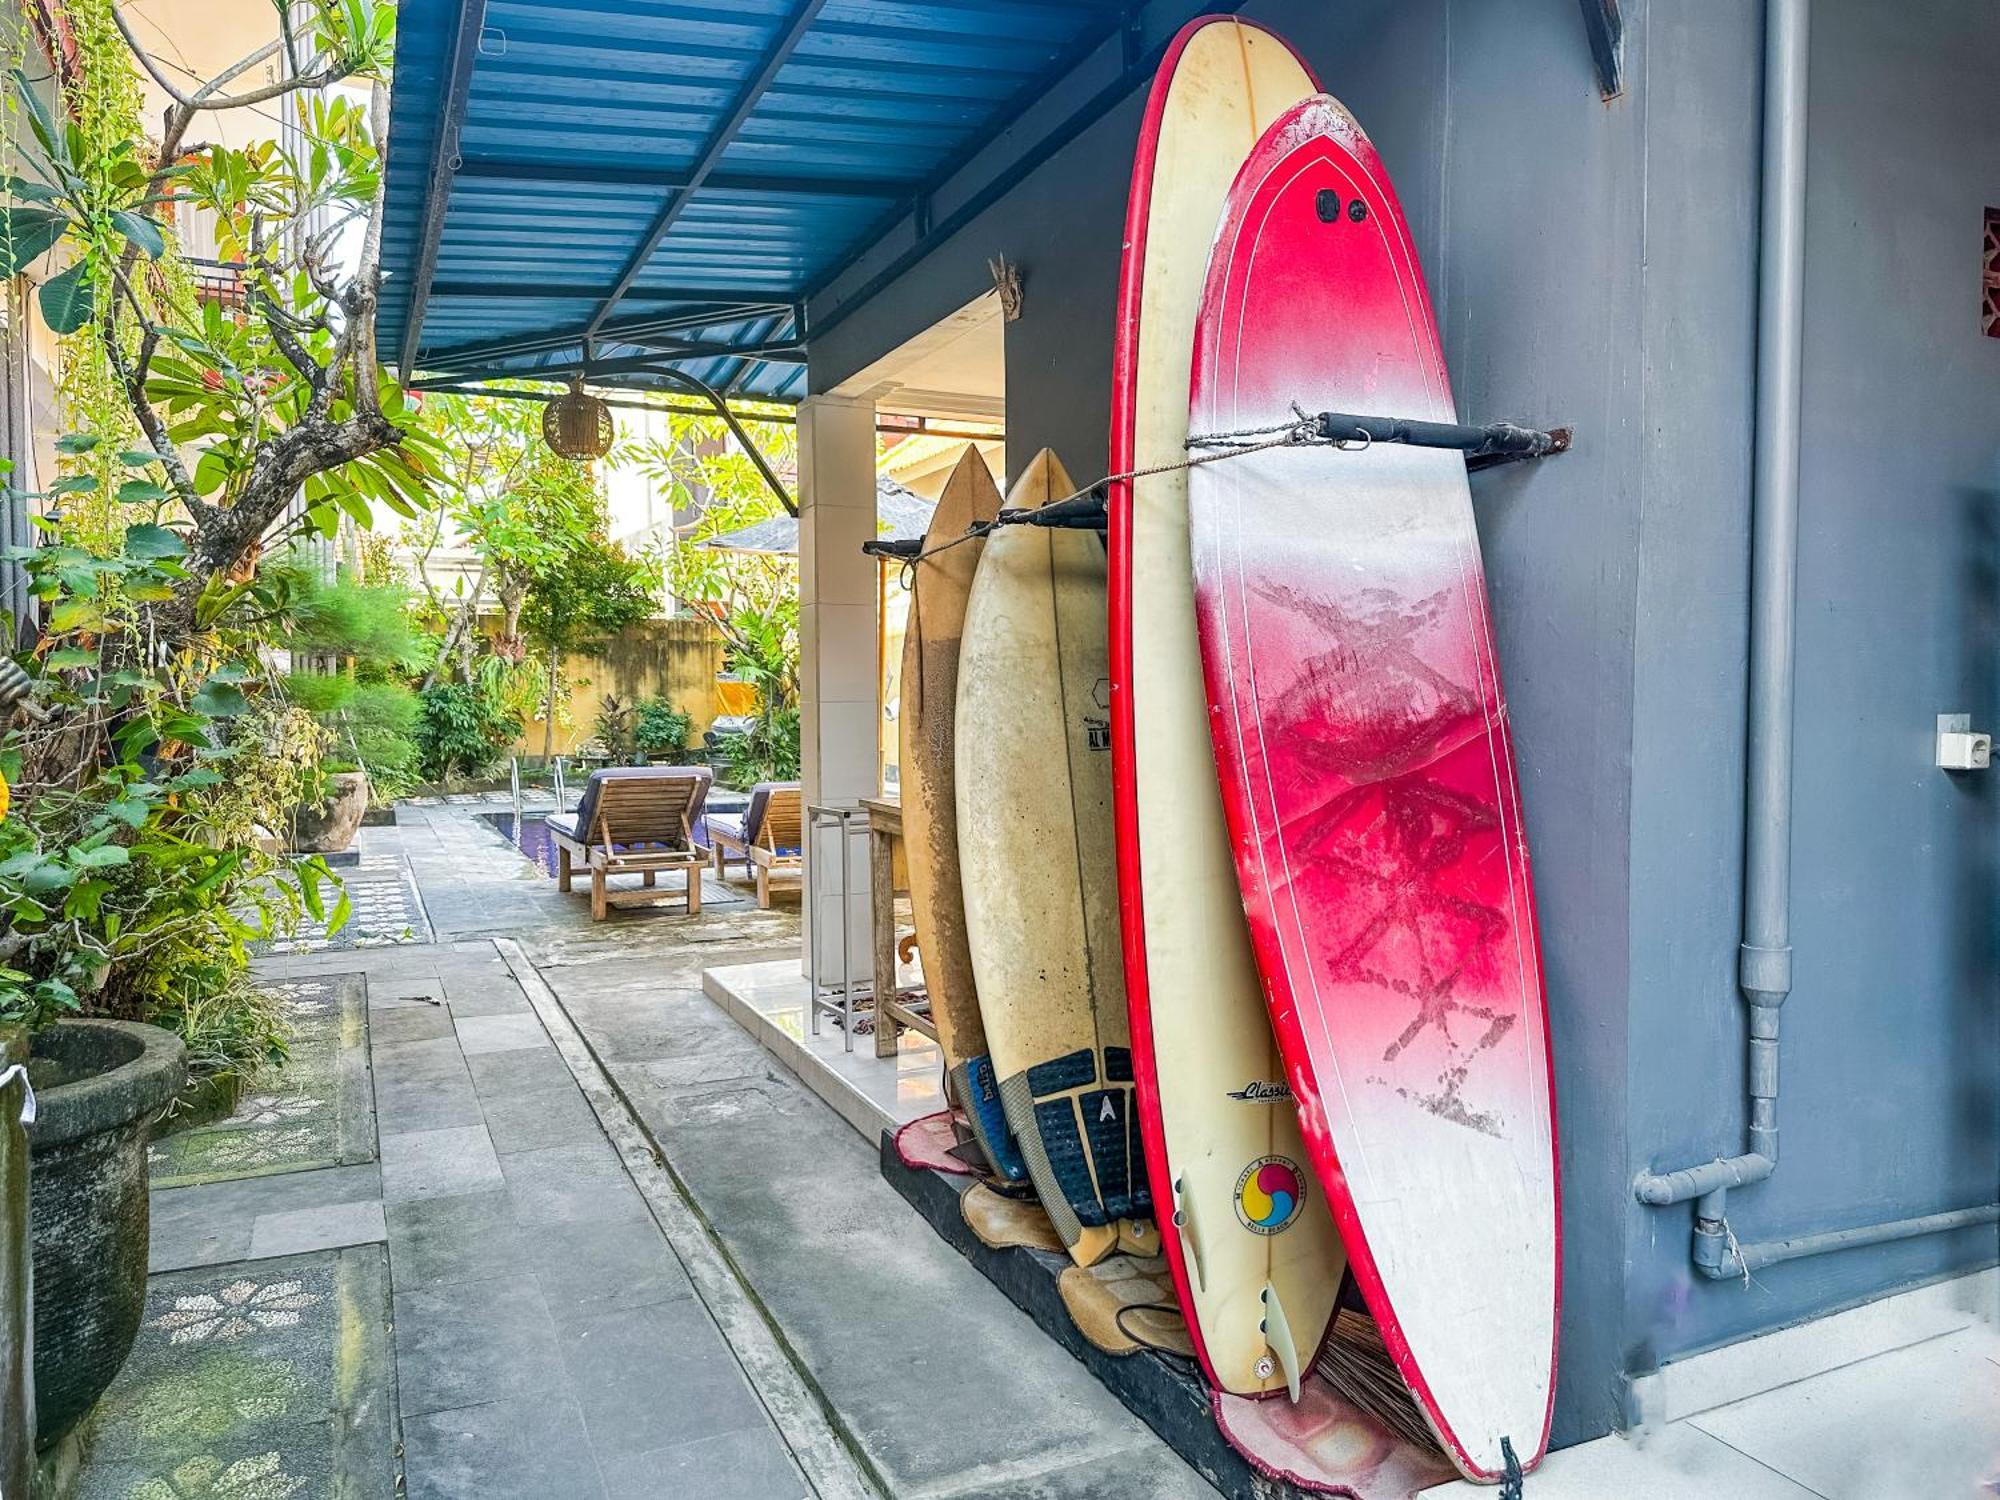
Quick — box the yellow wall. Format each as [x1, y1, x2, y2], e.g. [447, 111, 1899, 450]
[514, 615, 727, 757]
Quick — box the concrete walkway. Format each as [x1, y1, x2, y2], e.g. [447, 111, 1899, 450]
[113, 796, 1997, 1500]
[105, 798, 1219, 1500]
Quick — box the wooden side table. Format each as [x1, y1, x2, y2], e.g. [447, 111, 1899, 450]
[860, 796, 936, 1058]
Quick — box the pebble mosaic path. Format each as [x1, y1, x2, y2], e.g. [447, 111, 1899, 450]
[77, 1248, 396, 1500]
[148, 977, 375, 1189]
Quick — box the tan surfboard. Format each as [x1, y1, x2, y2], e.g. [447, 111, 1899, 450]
[898, 446, 1024, 1182]
[1106, 16, 1345, 1398]
[957, 450, 1146, 1268]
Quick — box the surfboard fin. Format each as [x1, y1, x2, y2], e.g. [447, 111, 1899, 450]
[1172, 1174, 1206, 1294]
[1260, 1282, 1302, 1402]
[1117, 1217, 1160, 1257]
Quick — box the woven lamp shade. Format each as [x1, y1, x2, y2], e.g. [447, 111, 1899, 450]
[543, 376, 613, 460]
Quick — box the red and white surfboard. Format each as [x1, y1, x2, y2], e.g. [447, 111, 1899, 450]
[1187, 95, 1560, 1481]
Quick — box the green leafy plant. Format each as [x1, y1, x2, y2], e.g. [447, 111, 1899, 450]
[593, 693, 635, 761]
[518, 538, 661, 757]
[633, 698, 694, 762]
[414, 681, 518, 783]
[0, 3, 407, 1071]
[720, 705, 800, 790]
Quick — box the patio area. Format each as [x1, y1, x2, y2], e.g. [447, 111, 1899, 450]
[57, 796, 1993, 1500]
[76, 796, 1220, 1500]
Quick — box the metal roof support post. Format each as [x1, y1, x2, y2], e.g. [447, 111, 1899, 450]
[653, 367, 796, 517]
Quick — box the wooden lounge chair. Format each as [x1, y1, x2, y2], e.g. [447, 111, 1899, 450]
[545, 766, 713, 921]
[706, 781, 803, 909]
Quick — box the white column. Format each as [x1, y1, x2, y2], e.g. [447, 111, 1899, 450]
[796, 394, 878, 985]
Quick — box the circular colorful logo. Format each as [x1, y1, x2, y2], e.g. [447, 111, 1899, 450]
[1234, 1156, 1306, 1235]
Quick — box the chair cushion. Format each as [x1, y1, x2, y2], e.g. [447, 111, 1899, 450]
[705, 812, 748, 845]
[544, 812, 581, 841]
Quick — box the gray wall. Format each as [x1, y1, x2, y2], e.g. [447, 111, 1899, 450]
[809, 0, 2000, 1448]
[1627, 0, 2000, 1375]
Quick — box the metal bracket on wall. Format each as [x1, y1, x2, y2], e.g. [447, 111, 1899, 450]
[1578, 0, 1625, 99]
[1311, 411, 1572, 472]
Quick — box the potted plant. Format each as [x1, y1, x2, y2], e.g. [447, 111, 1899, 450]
[24, 1019, 186, 1450]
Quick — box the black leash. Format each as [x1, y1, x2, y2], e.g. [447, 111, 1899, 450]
[1499, 1436, 1525, 1499]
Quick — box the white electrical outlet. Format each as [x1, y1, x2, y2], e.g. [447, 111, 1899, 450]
[1937, 713, 1992, 771]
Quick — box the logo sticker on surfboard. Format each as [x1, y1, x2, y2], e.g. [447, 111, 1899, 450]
[1226, 1080, 1294, 1104]
[1234, 1156, 1306, 1235]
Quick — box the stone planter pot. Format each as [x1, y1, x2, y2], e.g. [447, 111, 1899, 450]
[290, 769, 370, 853]
[26, 1019, 186, 1451]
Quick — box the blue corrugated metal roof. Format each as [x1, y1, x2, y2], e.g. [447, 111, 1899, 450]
[379, 0, 1138, 401]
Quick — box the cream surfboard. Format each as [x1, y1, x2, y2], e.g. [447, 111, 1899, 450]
[898, 446, 1024, 1182]
[1107, 15, 1345, 1398]
[958, 450, 1146, 1267]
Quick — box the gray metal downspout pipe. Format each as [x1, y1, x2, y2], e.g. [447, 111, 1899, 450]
[1635, 0, 1999, 1280]
[1631, 0, 1807, 1273]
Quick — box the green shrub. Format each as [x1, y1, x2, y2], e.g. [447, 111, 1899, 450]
[415, 682, 519, 782]
[288, 675, 422, 801]
[720, 705, 800, 789]
[283, 671, 356, 714]
[634, 698, 695, 761]
[281, 563, 427, 678]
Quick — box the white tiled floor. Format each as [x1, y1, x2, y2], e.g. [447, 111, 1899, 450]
[1421, 1318, 2000, 1499]
[702, 959, 945, 1137]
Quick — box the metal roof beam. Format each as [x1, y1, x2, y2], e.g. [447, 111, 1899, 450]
[808, 3, 1220, 340]
[428, 281, 791, 306]
[397, 0, 489, 382]
[624, 335, 808, 364]
[586, 0, 832, 340]
[417, 303, 793, 371]
[1578, 0, 1625, 99]
[455, 156, 911, 199]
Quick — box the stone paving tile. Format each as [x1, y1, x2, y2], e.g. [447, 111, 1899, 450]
[453, 1012, 549, 1055]
[370, 1034, 466, 1079]
[246, 1198, 388, 1260]
[383, 1189, 530, 1291]
[498, 1140, 649, 1226]
[939, 1445, 1239, 1500]
[525, 1215, 694, 1323]
[373, 1069, 486, 1135]
[371, 1003, 457, 1045]
[465, 1043, 574, 1098]
[77, 1248, 396, 1499]
[392, 1273, 564, 1418]
[556, 1298, 770, 1460]
[402, 1393, 607, 1500]
[149, 974, 374, 1188]
[479, 1081, 607, 1156]
[151, 1164, 383, 1272]
[439, 973, 532, 1016]
[597, 1426, 808, 1500]
[380, 1125, 505, 1203]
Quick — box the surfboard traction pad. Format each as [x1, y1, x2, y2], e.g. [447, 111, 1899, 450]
[894, 1110, 980, 1177]
[1056, 1254, 1196, 1359]
[947, 1052, 1027, 1182]
[997, 1044, 1150, 1262]
[882, 1132, 1453, 1499]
